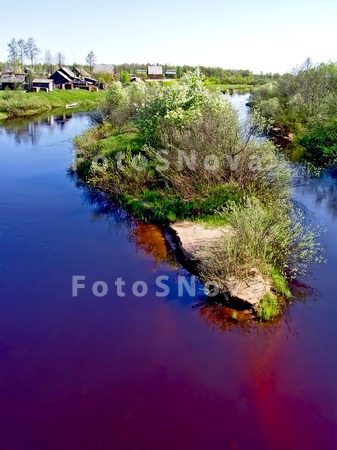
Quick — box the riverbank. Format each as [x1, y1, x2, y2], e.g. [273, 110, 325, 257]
[73, 73, 322, 319]
[249, 62, 337, 167]
[0, 89, 106, 119]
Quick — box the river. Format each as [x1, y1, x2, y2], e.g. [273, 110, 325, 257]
[0, 106, 336, 450]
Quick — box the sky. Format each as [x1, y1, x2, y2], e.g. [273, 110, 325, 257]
[1, 0, 336, 74]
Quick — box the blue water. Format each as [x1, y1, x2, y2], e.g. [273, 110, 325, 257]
[0, 110, 336, 450]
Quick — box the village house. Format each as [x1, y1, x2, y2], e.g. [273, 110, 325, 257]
[49, 67, 98, 90]
[72, 67, 98, 86]
[32, 78, 54, 92]
[165, 69, 177, 78]
[147, 65, 163, 80]
[0, 73, 26, 90]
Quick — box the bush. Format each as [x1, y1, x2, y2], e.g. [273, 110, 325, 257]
[135, 69, 212, 147]
[256, 97, 280, 120]
[255, 294, 281, 321]
[250, 61, 337, 135]
[199, 197, 323, 292]
[90, 80, 148, 130]
[250, 82, 279, 102]
[298, 119, 337, 166]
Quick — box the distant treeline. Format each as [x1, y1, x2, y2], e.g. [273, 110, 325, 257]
[114, 63, 277, 85]
[1, 35, 277, 86]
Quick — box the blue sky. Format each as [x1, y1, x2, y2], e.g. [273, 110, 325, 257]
[1, 0, 336, 73]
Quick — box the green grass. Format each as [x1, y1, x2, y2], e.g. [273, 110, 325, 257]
[255, 294, 281, 321]
[97, 130, 143, 156]
[125, 185, 239, 223]
[0, 89, 106, 118]
[191, 214, 229, 226]
[270, 268, 291, 299]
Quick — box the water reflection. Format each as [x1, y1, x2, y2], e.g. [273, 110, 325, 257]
[299, 171, 337, 218]
[0, 111, 74, 145]
[70, 176, 178, 269]
[129, 223, 177, 267]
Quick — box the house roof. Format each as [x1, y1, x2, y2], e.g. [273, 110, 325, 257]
[148, 66, 163, 75]
[50, 70, 72, 82]
[84, 77, 98, 83]
[59, 67, 76, 79]
[0, 73, 25, 83]
[33, 78, 53, 83]
[73, 67, 91, 78]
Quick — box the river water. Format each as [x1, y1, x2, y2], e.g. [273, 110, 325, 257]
[0, 107, 336, 450]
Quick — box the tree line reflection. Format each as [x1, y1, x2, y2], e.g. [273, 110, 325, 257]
[0, 112, 75, 145]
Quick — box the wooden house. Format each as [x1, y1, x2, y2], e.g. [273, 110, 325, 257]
[32, 78, 54, 92]
[49, 67, 97, 90]
[73, 67, 98, 87]
[49, 67, 75, 89]
[0, 73, 25, 90]
[165, 69, 177, 78]
[147, 66, 163, 79]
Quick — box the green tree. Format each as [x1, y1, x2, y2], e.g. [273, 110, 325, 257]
[7, 38, 20, 72]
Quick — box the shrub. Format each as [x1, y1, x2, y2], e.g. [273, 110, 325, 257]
[298, 119, 337, 166]
[256, 97, 280, 120]
[199, 197, 323, 293]
[90, 80, 148, 130]
[270, 268, 291, 299]
[255, 294, 281, 321]
[250, 82, 279, 102]
[135, 69, 213, 147]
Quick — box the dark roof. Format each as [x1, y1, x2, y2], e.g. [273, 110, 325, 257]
[84, 77, 98, 83]
[49, 70, 72, 82]
[0, 73, 25, 83]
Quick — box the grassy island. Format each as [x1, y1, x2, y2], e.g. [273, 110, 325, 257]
[73, 70, 322, 320]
